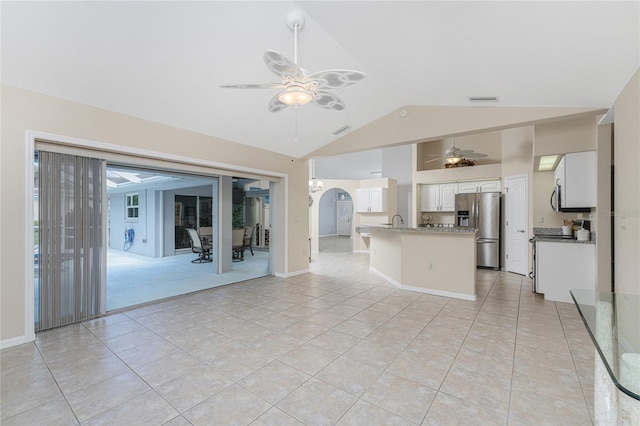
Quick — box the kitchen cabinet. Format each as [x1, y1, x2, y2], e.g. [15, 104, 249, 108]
[356, 187, 387, 213]
[457, 179, 501, 194]
[420, 183, 456, 212]
[536, 241, 595, 303]
[554, 151, 596, 208]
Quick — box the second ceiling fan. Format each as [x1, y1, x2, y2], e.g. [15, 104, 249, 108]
[425, 138, 488, 165]
[220, 11, 366, 113]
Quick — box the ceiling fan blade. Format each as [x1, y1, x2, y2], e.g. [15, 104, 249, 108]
[307, 69, 366, 90]
[219, 83, 284, 89]
[312, 91, 346, 111]
[462, 153, 488, 158]
[268, 93, 290, 113]
[424, 157, 445, 164]
[456, 150, 476, 155]
[264, 50, 303, 81]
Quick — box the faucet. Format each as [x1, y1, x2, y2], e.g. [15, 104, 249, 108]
[391, 214, 404, 228]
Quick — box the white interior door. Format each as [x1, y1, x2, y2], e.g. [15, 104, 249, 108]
[336, 201, 353, 236]
[505, 174, 528, 275]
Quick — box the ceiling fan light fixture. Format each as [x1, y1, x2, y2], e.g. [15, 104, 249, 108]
[278, 88, 313, 106]
[446, 156, 462, 165]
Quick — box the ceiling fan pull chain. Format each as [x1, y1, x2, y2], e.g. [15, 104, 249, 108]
[293, 22, 299, 65]
[294, 105, 299, 143]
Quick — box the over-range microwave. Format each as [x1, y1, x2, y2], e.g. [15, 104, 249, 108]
[550, 184, 590, 213]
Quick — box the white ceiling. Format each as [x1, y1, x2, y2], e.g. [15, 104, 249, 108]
[2, 1, 638, 158]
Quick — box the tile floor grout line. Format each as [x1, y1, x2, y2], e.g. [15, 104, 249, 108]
[557, 303, 596, 425]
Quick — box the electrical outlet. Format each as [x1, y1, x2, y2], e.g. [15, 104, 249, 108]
[621, 217, 628, 230]
[537, 216, 544, 224]
[429, 262, 434, 271]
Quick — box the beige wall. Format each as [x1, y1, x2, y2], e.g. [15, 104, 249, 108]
[613, 68, 640, 295]
[0, 85, 310, 344]
[534, 116, 598, 156]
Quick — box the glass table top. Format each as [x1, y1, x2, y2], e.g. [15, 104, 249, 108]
[571, 289, 639, 401]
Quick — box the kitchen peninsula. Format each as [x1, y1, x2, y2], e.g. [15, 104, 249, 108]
[369, 226, 478, 300]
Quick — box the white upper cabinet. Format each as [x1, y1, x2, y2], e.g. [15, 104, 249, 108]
[457, 181, 478, 194]
[420, 185, 439, 212]
[421, 183, 456, 212]
[439, 183, 457, 211]
[457, 179, 501, 193]
[356, 187, 387, 213]
[478, 180, 501, 193]
[556, 151, 596, 208]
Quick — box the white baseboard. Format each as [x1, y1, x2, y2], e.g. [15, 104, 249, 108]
[353, 250, 370, 254]
[369, 267, 477, 301]
[275, 268, 310, 278]
[0, 335, 33, 350]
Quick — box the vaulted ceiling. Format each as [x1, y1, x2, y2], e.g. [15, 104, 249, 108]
[2, 1, 638, 158]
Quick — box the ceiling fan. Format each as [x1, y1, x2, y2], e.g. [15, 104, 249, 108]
[220, 11, 366, 113]
[425, 138, 488, 165]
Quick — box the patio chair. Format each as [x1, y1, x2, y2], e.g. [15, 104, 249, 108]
[243, 226, 255, 256]
[232, 228, 245, 261]
[186, 228, 212, 263]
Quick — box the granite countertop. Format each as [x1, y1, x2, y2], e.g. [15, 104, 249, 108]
[369, 225, 477, 234]
[533, 227, 596, 244]
[535, 236, 595, 245]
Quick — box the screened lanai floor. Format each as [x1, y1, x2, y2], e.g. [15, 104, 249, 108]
[107, 248, 270, 311]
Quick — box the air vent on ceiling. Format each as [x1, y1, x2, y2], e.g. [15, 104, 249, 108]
[468, 96, 499, 102]
[332, 125, 352, 136]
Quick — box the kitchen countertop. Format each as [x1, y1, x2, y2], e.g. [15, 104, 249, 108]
[533, 227, 595, 244]
[370, 225, 477, 234]
[534, 236, 595, 244]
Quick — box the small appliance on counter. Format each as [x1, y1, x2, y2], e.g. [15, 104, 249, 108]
[576, 229, 591, 241]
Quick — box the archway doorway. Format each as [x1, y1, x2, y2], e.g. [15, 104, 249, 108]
[318, 188, 353, 253]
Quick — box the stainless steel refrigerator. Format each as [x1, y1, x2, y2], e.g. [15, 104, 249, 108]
[455, 192, 501, 269]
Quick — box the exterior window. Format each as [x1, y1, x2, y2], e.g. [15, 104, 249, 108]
[126, 193, 139, 219]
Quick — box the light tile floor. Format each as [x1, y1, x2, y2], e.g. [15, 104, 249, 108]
[1, 245, 595, 425]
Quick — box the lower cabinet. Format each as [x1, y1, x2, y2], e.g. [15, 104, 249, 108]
[536, 242, 595, 303]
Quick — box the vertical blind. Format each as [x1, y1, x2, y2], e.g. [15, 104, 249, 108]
[37, 151, 105, 331]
